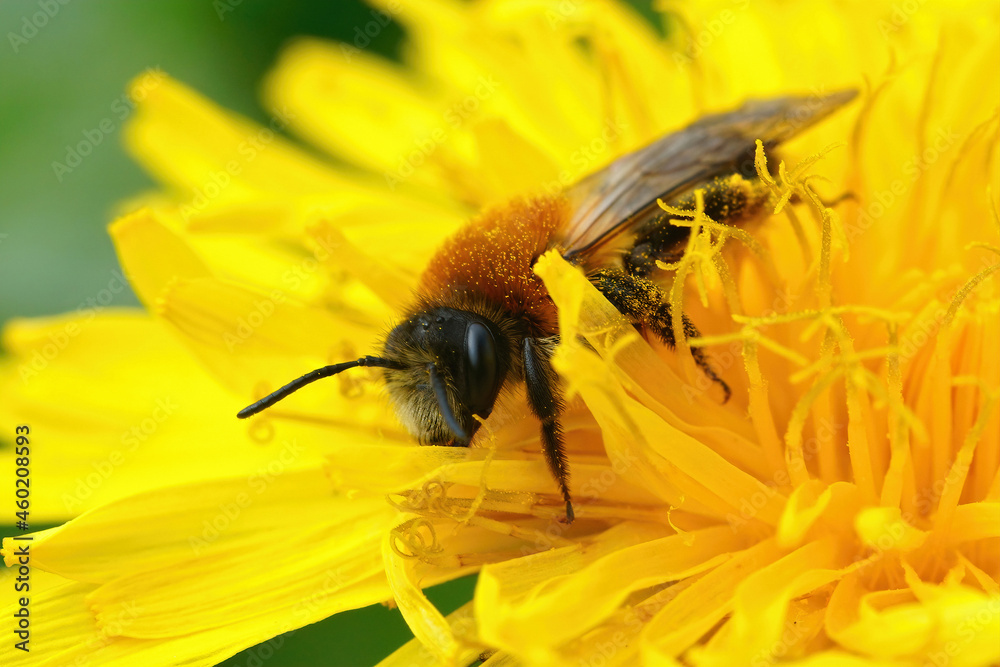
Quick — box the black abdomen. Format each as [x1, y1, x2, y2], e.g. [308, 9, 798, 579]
[623, 172, 768, 277]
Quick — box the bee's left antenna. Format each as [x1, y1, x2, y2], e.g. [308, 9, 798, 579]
[237, 356, 403, 419]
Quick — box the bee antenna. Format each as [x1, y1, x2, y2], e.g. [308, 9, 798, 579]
[237, 355, 403, 419]
[427, 363, 469, 442]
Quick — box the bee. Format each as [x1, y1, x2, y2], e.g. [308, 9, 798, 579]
[238, 90, 857, 522]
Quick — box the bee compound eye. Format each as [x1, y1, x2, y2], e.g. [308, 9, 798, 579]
[465, 322, 498, 416]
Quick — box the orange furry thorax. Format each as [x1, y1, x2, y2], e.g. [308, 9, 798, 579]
[417, 196, 570, 336]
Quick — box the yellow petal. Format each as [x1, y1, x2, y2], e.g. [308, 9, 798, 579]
[640, 539, 785, 658]
[265, 38, 469, 191]
[478, 525, 745, 658]
[124, 73, 354, 199]
[109, 209, 211, 308]
[383, 521, 461, 664]
[377, 601, 481, 667]
[0, 312, 326, 520]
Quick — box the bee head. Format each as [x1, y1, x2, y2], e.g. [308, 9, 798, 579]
[381, 307, 511, 445]
[236, 307, 511, 445]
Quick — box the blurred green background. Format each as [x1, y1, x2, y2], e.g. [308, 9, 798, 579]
[0, 0, 652, 664]
[0, 0, 410, 325]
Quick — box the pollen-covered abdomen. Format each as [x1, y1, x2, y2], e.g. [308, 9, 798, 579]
[417, 196, 570, 336]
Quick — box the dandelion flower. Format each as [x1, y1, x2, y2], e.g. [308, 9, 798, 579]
[2, 1, 999, 666]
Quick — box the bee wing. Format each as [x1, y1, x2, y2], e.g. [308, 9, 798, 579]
[560, 90, 857, 258]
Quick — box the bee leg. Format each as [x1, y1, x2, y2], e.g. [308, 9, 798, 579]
[590, 268, 731, 402]
[523, 337, 574, 522]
